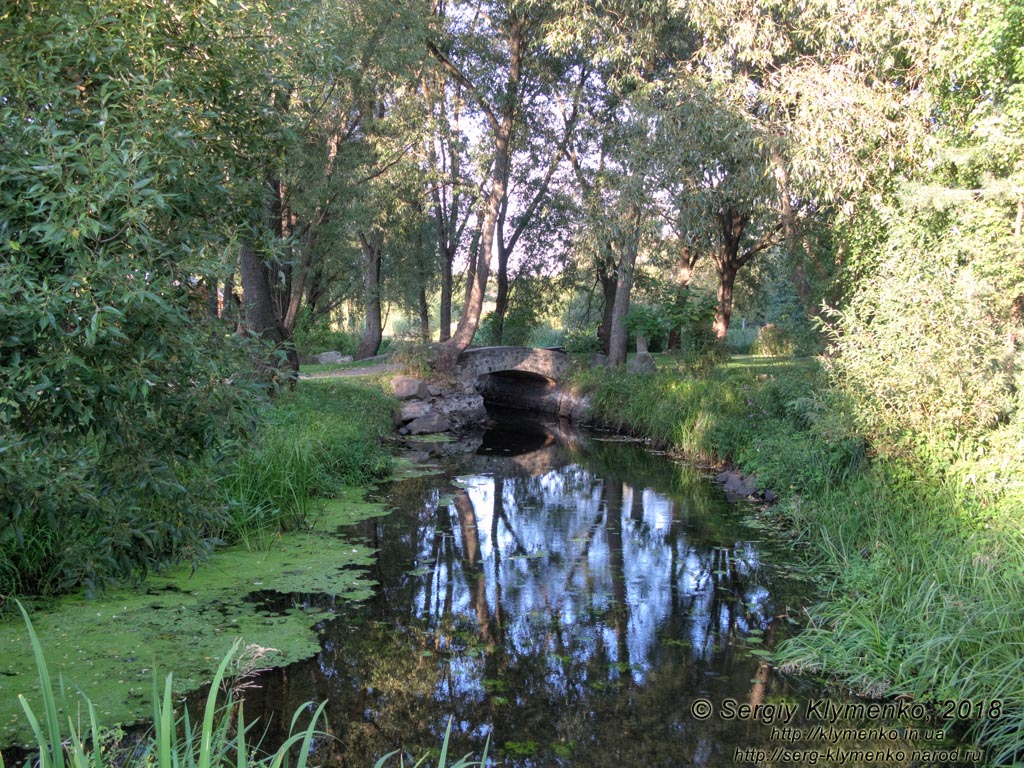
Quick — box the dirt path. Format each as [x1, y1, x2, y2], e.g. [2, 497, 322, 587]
[298, 361, 400, 379]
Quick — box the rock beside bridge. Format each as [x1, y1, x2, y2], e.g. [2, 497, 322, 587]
[391, 375, 432, 400]
[405, 412, 453, 435]
[393, 376, 486, 435]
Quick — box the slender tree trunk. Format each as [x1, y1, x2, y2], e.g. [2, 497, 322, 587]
[240, 242, 298, 378]
[608, 240, 638, 366]
[355, 233, 383, 360]
[608, 205, 643, 366]
[714, 263, 738, 340]
[774, 153, 811, 312]
[667, 246, 698, 350]
[428, 13, 525, 370]
[439, 135, 508, 370]
[418, 285, 430, 342]
[439, 252, 453, 342]
[493, 240, 510, 344]
[597, 260, 617, 355]
[711, 207, 756, 342]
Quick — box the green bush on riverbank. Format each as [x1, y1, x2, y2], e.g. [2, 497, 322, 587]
[572, 356, 1024, 764]
[0, 378, 395, 602]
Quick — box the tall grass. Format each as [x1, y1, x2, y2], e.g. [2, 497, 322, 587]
[571, 357, 1024, 765]
[218, 379, 394, 549]
[4, 604, 489, 768]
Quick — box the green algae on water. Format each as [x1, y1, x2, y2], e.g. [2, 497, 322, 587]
[0, 489, 389, 748]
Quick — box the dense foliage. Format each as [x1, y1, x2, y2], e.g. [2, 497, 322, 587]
[0, 0, 277, 595]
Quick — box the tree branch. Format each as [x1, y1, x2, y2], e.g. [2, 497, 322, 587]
[425, 39, 499, 134]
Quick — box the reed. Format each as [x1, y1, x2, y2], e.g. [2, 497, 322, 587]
[5, 603, 491, 768]
[218, 378, 394, 549]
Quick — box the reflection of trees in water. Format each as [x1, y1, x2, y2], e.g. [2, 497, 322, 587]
[238, 440, 795, 766]
[376, 455, 781, 754]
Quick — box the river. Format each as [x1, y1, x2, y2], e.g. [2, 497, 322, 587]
[225, 413, 970, 767]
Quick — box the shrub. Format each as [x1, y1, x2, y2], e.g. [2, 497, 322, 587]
[563, 326, 603, 354]
[0, 0, 275, 595]
[750, 323, 794, 357]
[826, 175, 1021, 443]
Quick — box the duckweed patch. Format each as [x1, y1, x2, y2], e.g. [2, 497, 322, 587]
[0, 489, 389, 748]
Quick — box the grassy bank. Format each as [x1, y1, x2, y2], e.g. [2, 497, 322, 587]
[572, 356, 1024, 765]
[215, 377, 395, 549]
[0, 377, 400, 760]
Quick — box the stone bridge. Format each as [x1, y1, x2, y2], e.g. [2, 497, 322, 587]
[456, 346, 570, 383]
[456, 346, 576, 416]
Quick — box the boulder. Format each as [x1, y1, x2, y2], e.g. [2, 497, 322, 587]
[399, 400, 433, 423]
[436, 392, 487, 425]
[311, 351, 353, 365]
[405, 412, 453, 435]
[391, 375, 431, 400]
[626, 351, 658, 374]
[715, 470, 758, 500]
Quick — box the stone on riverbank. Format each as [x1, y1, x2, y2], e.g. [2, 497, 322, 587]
[391, 375, 431, 400]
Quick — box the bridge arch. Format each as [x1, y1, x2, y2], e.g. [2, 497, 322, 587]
[457, 347, 571, 414]
[456, 346, 570, 383]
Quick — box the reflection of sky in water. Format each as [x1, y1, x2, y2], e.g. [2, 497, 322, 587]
[409, 464, 774, 696]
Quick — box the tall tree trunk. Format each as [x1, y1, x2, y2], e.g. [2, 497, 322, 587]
[354, 233, 383, 360]
[712, 211, 744, 341]
[710, 208, 782, 340]
[418, 285, 430, 342]
[428, 12, 527, 370]
[667, 245, 699, 350]
[439, 131, 508, 369]
[439, 251, 453, 342]
[714, 262, 738, 340]
[493, 239, 510, 344]
[608, 207, 642, 366]
[777, 157, 812, 313]
[597, 260, 617, 355]
[608, 248, 638, 366]
[240, 242, 298, 378]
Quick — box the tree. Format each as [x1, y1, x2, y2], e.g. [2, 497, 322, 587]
[551, 0, 699, 359]
[238, 0, 429, 373]
[0, 0, 274, 593]
[825, 0, 1024, 440]
[427, 0, 581, 365]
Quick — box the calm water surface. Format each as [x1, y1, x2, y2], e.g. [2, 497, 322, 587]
[235, 415, 966, 767]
